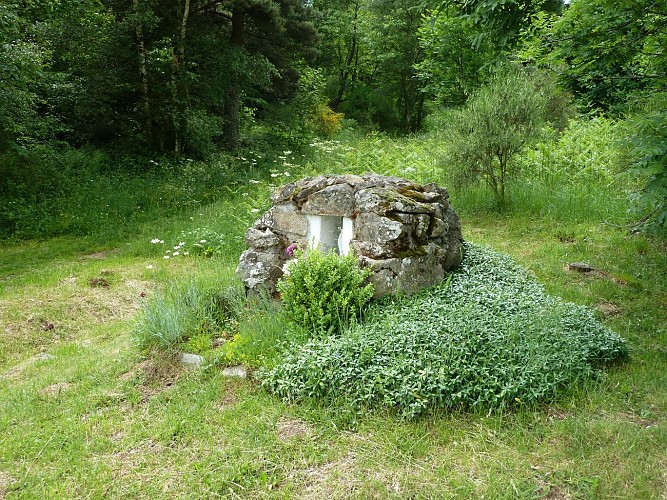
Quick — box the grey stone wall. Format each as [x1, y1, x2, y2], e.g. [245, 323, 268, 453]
[236, 173, 463, 297]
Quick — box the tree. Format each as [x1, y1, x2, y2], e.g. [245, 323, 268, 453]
[0, 4, 47, 152]
[430, 0, 563, 53]
[550, 0, 667, 111]
[416, 9, 492, 106]
[444, 65, 556, 207]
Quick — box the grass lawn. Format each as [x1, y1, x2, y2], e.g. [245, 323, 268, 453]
[1, 209, 665, 498]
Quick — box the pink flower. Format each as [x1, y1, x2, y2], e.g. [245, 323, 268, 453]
[285, 243, 298, 257]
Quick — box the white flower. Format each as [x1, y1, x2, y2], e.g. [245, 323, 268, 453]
[283, 150, 292, 155]
[183, 251, 190, 256]
[163, 255, 170, 259]
[146, 264, 154, 269]
[174, 245, 180, 250]
[242, 192, 249, 197]
[282, 258, 298, 276]
[283, 172, 290, 176]
[250, 208, 260, 213]
[270, 173, 279, 178]
[166, 250, 171, 253]
[173, 251, 180, 256]
[150, 238, 161, 244]
[249, 179, 260, 184]
[200, 239, 207, 244]
[179, 242, 185, 246]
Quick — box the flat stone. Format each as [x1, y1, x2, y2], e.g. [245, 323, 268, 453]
[301, 183, 356, 216]
[181, 352, 205, 366]
[568, 262, 595, 273]
[222, 365, 247, 378]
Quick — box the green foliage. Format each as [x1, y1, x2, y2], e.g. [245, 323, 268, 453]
[519, 116, 625, 187]
[277, 249, 375, 337]
[218, 293, 307, 368]
[430, 0, 563, 52]
[262, 243, 629, 417]
[442, 65, 564, 207]
[416, 11, 492, 105]
[625, 108, 667, 228]
[133, 277, 244, 353]
[0, 4, 46, 151]
[550, 0, 667, 110]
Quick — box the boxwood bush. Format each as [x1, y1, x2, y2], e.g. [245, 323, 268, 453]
[261, 243, 628, 417]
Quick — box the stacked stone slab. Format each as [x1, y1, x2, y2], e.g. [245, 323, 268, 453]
[236, 173, 464, 297]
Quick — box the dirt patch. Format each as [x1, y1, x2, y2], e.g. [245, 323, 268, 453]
[121, 357, 185, 403]
[88, 277, 110, 288]
[546, 407, 571, 421]
[298, 451, 359, 498]
[277, 418, 313, 441]
[40, 382, 72, 397]
[2, 352, 55, 380]
[216, 384, 240, 411]
[82, 249, 119, 260]
[596, 302, 622, 317]
[0, 470, 15, 498]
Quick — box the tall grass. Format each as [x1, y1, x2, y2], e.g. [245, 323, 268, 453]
[303, 116, 633, 225]
[133, 269, 245, 353]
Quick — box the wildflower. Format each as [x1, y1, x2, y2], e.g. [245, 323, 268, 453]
[200, 239, 207, 244]
[150, 238, 161, 244]
[163, 255, 170, 259]
[283, 150, 292, 155]
[284, 172, 290, 177]
[146, 264, 153, 269]
[285, 243, 298, 257]
[270, 173, 279, 178]
[183, 251, 190, 256]
[179, 242, 185, 246]
[251, 208, 260, 213]
[174, 245, 180, 250]
[282, 258, 298, 276]
[249, 179, 260, 184]
[173, 251, 180, 256]
[166, 250, 171, 254]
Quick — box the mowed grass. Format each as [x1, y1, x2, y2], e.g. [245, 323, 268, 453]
[1, 201, 665, 498]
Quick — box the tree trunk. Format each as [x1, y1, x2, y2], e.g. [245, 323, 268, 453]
[133, 0, 153, 148]
[329, 0, 359, 110]
[171, 0, 191, 155]
[223, 4, 245, 150]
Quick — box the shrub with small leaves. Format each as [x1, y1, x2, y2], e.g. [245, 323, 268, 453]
[262, 243, 629, 417]
[277, 249, 374, 337]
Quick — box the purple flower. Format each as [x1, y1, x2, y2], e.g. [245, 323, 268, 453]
[285, 243, 298, 257]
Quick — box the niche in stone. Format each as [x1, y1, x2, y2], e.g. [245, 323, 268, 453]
[236, 173, 464, 298]
[306, 215, 353, 255]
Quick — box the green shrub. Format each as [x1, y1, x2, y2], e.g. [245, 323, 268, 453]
[262, 243, 628, 417]
[442, 65, 568, 208]
[277, 249, 375, 337]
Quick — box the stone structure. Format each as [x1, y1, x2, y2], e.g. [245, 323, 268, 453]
[236, 173, 463, 297]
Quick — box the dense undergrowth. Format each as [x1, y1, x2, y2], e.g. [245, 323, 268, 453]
[261, 243, 629, 417]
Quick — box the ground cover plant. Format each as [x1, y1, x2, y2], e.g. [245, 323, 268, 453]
[262, 243, 629, 417]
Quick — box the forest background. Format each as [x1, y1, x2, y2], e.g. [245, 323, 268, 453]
[1, 0, 665, 239]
